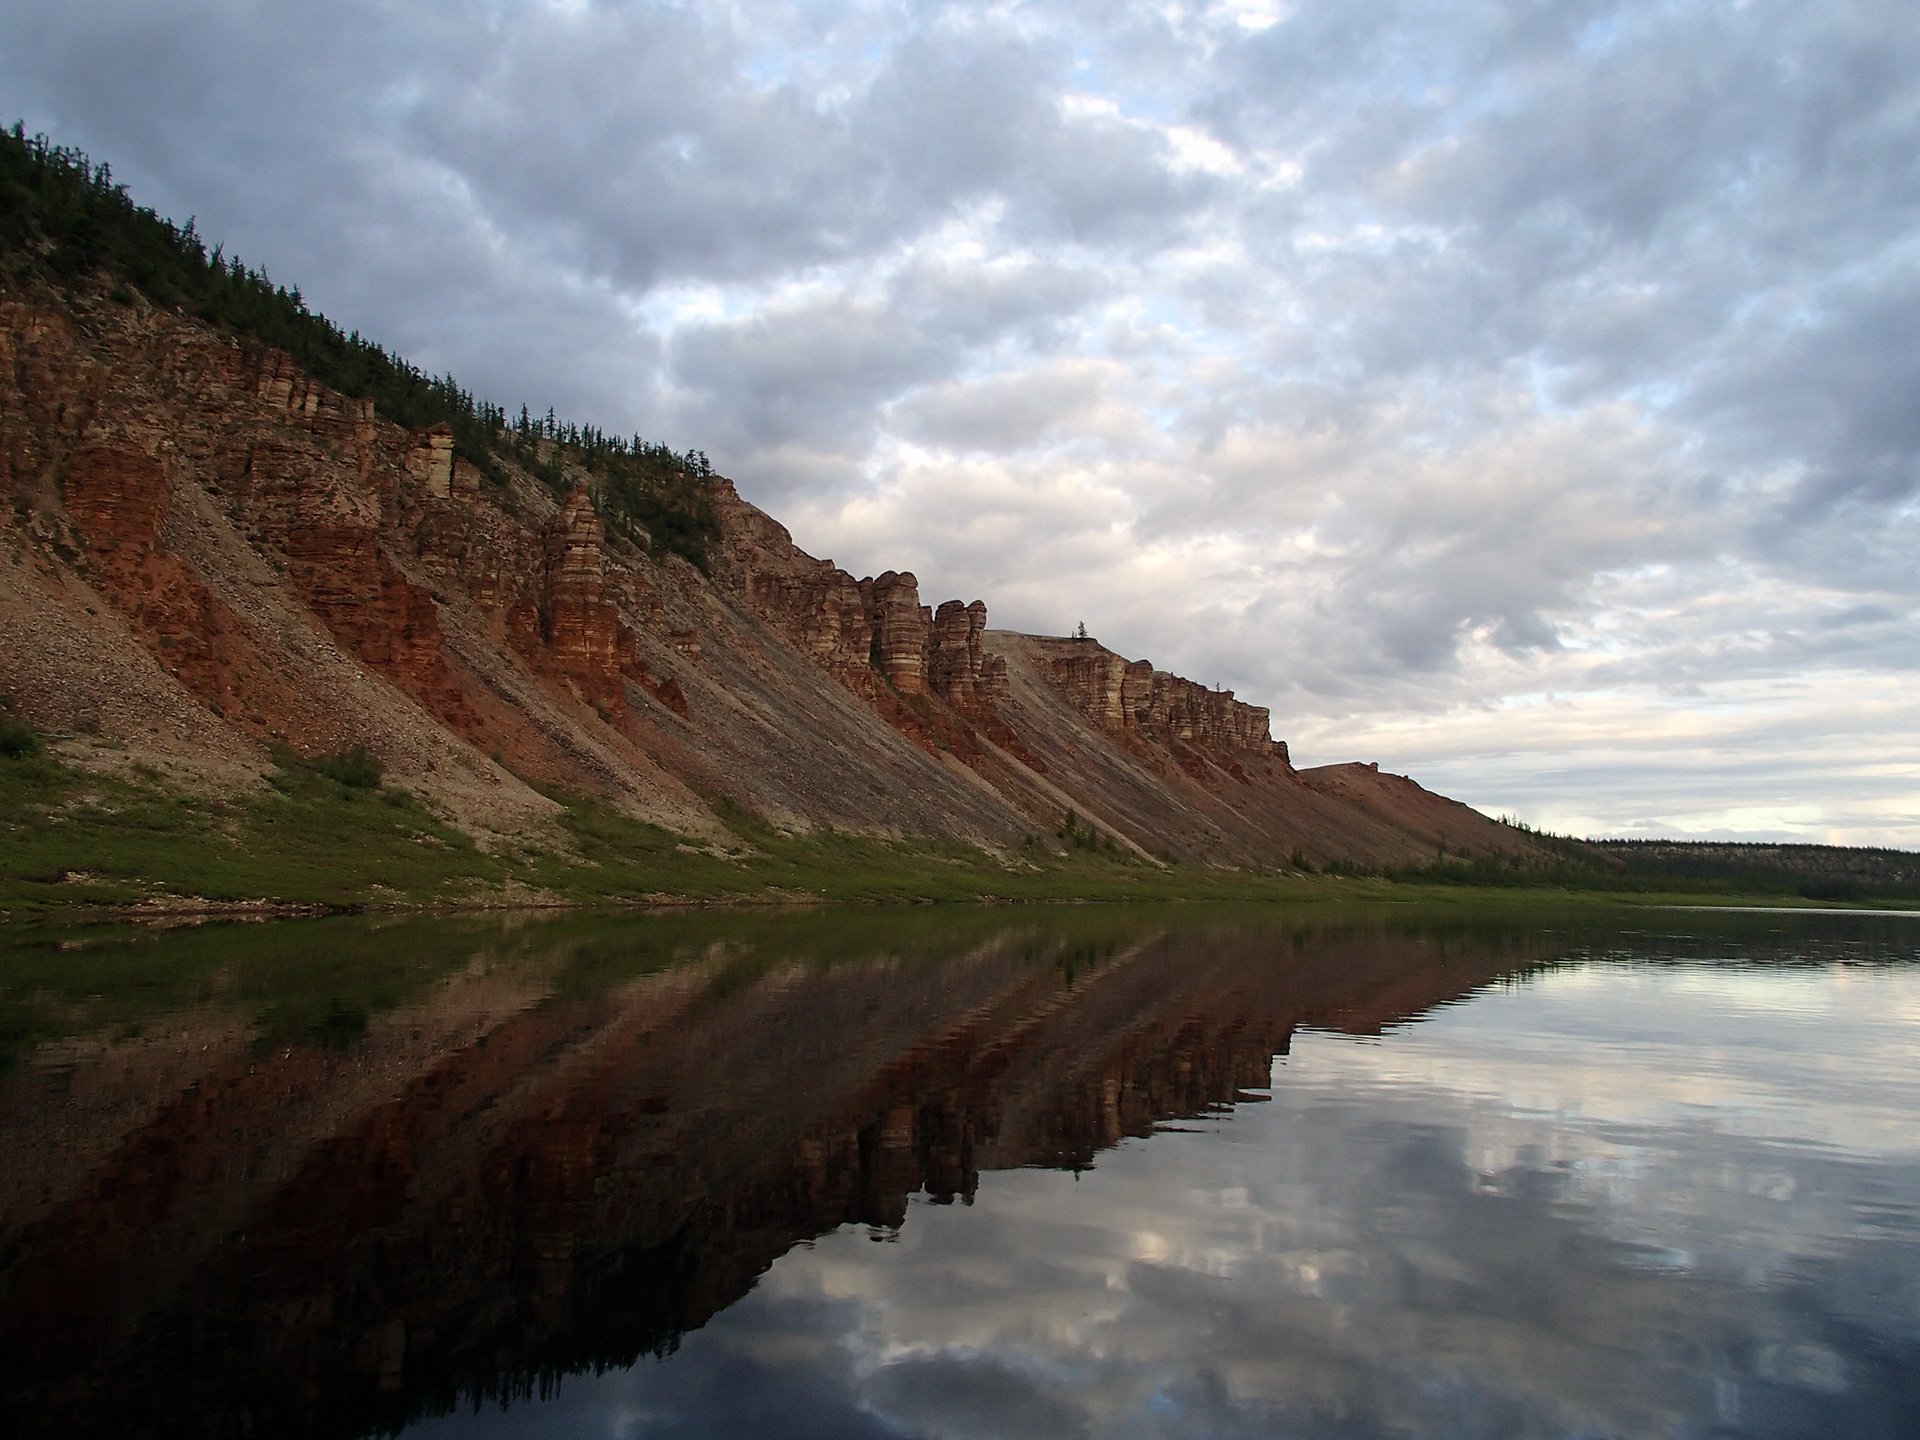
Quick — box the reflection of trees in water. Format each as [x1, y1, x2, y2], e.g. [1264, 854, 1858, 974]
[0, 907, 1679, 1439]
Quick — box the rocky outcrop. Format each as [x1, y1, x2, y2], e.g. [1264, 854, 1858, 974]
[850, 575, 1013, 710]
[1047, 644, 1130, 730]
[528, 488, 629, 719]
[717, 508, 1016, 723]
[752, 560, 872, 676]
[1041, 637, 1285, 758]
[405, 424, 455, 498]
[709, 480, 873, 677]
[858, 570, 932, 695]
[929, 599, 1009, 710]
[1142, 670, 1277, 752]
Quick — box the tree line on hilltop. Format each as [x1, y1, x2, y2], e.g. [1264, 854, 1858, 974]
[0, 124, 719, 569]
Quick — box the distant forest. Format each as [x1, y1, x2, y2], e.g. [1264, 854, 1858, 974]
[0, 124, 720, 569]
[1392, 827, 1920, 905]
[1591, 839, 1920, 905]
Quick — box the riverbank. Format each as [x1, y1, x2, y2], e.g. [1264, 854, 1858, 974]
[5, 747, 1914, 922]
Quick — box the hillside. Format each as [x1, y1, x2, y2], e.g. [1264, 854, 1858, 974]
[0, 129, 1550, 897]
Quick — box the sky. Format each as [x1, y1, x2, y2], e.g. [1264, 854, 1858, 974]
[4, 0, 1917, 845]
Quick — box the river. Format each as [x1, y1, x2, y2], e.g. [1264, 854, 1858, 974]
[2, 902, 1916, 1438]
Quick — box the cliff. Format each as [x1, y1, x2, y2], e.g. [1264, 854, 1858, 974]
[0, 274, 1541, 876]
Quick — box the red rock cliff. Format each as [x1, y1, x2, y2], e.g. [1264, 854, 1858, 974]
[1041, 637, 1286, 758]
[929, 599, 1009, 711]
[1, 280, 1538, 869]
[857, 570, 932, 695]
[526, 488, 631, 718]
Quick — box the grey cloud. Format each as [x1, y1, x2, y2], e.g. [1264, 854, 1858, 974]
[1817, 604, 1903, 631]
[1201, 0, 1920, 450]
[885, 254, 1110, 353]
[893, 366, 1111, 453]
[1005, 115, 1213, 249]
[1711, 278, 1920, 510]
[863, 25, 1065, 203]
[5, 0, 1920, 840]
[1313, 694, 1920, 840]
[1381, 15, 1777, 244]
[409, 23, 899, 291]
[665, 257, 1115, 482]
[864, 21, 1208, 250]
[665, 298, 959, 478]
[0, 0, 421, 260]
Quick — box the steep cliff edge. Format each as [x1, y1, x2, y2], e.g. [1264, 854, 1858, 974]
[1, 273, 1540, 878]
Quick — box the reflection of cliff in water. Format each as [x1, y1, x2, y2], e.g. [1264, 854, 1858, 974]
[0, 907, 1571, 1440]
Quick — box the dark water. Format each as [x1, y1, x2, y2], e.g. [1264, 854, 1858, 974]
[2, 904, 1917, 1439]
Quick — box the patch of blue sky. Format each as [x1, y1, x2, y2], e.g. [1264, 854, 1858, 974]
[1116, 279, 1238, 342]
[632, 280, 759, 331]
[733, 0, 894, 91]
[1573, 5, 1637, 59]
[737, 45, 794, 90]
[1610, 373, 1693, 418]
[1523, 354, 1600, 417]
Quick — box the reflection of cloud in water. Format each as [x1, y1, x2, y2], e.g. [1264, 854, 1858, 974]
[1303, 963, 1920, 1155]
[440, 962, 1920, 1440]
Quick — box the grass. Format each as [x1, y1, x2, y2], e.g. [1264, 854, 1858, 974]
[0, 716, 41, 760]
[0, 749, 506, 914]
[3, 744, 1913, 921]
[526, 794, 1315, 907]
[0, 747, 1324, 916]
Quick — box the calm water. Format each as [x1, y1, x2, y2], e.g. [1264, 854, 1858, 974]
[2, 904, 1917, 1439]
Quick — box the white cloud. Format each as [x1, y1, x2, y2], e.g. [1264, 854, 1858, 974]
[4, 0, 1916, 843]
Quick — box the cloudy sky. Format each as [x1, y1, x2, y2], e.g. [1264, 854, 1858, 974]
[5, 0, 1917, 844]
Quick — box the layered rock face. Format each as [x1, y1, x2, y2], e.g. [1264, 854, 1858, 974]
[0, 290, 682, 812]
[59, 444, 290, 727]
[930, 600, 1010, 711]
[749, 561, 872, 675]
[715, 504, 1011, 715]
[711, 482, 875, 677]
[1040, 638, 1286, 758]
[202, 350, 479, 730]
[405, 424, 455, 497]
[858, 570, 932, 695]
[284, 529, 452, 696]
[1, 281, 1542, 869]
[528, 489, 630, 718]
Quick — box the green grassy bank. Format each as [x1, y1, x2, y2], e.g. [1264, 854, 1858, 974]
[3, 740, 1912, 921]
[0, 742, 1305, 917]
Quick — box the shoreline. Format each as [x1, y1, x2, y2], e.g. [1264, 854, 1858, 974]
[7, 879, 1915, 934]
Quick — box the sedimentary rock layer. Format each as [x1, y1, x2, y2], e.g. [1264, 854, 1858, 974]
[0, 280, 1541, 869]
